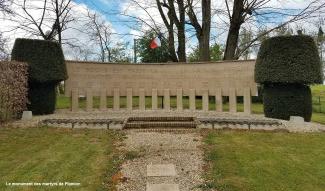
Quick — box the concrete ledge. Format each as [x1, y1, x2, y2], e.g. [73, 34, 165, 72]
[146, 184, 179, 191]
[147, 164, 177, 177]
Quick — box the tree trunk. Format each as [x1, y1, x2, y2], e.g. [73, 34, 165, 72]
[168, 27, 178, 62]
[223, 0, 244, 60]
[199, 0, 211, 61]
[198, 34, 210, 61]
[176, 0, 186, 62]
[156, 0, 178, 62]
[177, 26, 186, 62]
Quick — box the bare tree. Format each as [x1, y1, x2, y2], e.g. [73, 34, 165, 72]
[123, 0, 186, 61]
[186, 0, 211, 61]
[8, 0, 73, 44]
[158, 0, 186, 62]
[223, 0, 325, 60]
[86, 10, 113, 62]
[156, 0, 178, 62]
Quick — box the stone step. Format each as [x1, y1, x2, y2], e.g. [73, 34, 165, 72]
[147, 164, 177, 177]
[124, 121, 197, 129]
[128, 116, 195, 122]
[146, 184, 179, 191]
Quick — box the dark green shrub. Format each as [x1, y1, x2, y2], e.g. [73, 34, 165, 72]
[263, 84, 312, 122]
[11, 38, 67, 83]
[255, 35, 323, 84]
[28, 82, 57, 115]
[11, 38, 67, 115]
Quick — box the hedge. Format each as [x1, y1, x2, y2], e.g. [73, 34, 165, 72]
[255, 35, 323, 84]
[11, 38, 67, 83]
[263, 84, 312, 122]
[27, 82, 57, 115]
[11, 38, 67, 115]
[0, 61, 28, 122]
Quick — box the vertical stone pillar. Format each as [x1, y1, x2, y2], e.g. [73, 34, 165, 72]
[189, 89, 196, 111]
[244, 87, 252, 115]
[126, 88, 132, 111]
[139, 88, 145, 110]
[164, 89, 170, 110]
[152, 89, 158, 110]
[215, 88, 222, 112]
[100, 89, 107, 111]
[71, 89, 79, 112]
[229, 88, 237, 113]
[113, 88, 120, 110]
[177, 89, 183, 111]
[202, 90, 209, 111]
[86, 89, 93, 112]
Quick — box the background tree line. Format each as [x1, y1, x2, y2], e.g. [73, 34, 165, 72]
[0, 0, 324, 63]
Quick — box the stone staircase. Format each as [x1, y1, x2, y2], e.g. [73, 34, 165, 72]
[124, 117, 197, 129]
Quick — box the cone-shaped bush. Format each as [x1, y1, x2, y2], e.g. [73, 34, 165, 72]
[11, 38, 67, 115]
[263, 84, 312, 122]
[255, 35, 323, 84]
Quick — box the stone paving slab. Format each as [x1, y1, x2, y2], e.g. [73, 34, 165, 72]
[146, 183, 179, 191]
[147, 164, 177, 177]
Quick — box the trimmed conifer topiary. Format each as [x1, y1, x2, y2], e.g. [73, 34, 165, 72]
[27, 82, 57, 115]
[11, 38, 67, 83]
[255, 35, 323, 84]
[11, 38, 67, 115]
[263, 84, 312, 122]
[255, 35, 323, 122]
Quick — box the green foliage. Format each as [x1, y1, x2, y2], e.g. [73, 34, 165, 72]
[188, 43, 223, 62]
[11, 38, 68, 115]
[109, 42, 132, 63]
[255, 35, 323, 84]
[11, 38, 67, 83]
[263, 84, 312, 121]
[137, 30, 169, 63]
[28, 83, 57, 115]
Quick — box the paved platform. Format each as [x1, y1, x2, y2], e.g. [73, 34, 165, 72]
[146, 184, 179, 191]
[147, 164, 177, 177]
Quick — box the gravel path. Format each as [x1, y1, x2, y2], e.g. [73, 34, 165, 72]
[117, 130, 205, 191]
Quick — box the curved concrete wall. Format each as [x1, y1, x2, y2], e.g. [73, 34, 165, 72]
[64, 60, 258, 97]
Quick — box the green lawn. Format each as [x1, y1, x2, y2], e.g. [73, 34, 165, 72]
[0, 127, 122, 191]
[204, 131, 325, 191]
[311, 85, 325, 95]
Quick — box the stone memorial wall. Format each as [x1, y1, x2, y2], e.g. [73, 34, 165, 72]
[64, 60, 258, 113]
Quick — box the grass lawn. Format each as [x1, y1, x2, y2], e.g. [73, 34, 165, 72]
[311, 85, 325, 95]
[204, 131, 325, 191]
[0, 127, 122, 191]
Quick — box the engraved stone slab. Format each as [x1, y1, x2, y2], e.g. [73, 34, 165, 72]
[146, 184, 179, 191]
[147, 164, 177, 177]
